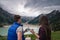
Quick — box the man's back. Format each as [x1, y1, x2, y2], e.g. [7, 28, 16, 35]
[7, 22, 20, 40]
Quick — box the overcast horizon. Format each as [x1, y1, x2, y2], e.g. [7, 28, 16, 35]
[0, 0, 60, 17]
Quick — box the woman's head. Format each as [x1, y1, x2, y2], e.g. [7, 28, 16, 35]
[14, 15, 21, 23]
[39, 15, 49, 26]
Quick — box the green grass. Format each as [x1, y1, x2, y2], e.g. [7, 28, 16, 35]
[51, 31, 60, 40]
[0, 31, 60, 40]
[0, 36, 7, 40]
[25, 34, 36, 40]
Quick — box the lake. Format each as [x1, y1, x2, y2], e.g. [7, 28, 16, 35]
[0, 24, 40, 36]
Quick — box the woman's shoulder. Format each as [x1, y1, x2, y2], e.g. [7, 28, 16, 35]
[39, 25, 46, 31]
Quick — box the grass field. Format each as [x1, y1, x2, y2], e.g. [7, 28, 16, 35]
[0, 31, 60, 40]
[51, 31, 60, 40]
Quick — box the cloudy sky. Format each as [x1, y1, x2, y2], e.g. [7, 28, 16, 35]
[0, 0, 60, 17]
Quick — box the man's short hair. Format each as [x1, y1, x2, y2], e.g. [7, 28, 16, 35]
[14, 15, 21, 22]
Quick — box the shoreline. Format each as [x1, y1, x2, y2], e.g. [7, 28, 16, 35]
[3, 25, 11, 28]
[3, 23, 40, 28]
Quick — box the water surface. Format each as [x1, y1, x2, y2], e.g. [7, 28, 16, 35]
[0, 24, 39, 36]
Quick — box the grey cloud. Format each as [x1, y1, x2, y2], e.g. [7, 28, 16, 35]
[24, 0, 60, 8]
[0, 0, 60, 17]
[24, 0, 60, 14]
[0, 0, 25, 13]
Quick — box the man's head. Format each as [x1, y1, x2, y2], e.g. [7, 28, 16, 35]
[14, 15, 21, 23]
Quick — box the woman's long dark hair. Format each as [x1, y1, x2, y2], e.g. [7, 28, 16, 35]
[39, 15, 51, 40]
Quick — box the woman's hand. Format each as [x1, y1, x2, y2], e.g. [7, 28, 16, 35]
[24, 28, 30, 33]
[24, 29, 28, 33]
[30, 29, 35, 34]
[30, 29, 40, 38]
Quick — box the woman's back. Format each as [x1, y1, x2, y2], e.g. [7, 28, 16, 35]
[38, 25, 51, 40]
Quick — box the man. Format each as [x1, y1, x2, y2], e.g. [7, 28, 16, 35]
[7, 15, 27, 40]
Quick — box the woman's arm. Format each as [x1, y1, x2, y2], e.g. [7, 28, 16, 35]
[30, 29, 40, 39]
[34, 32, 40, 38]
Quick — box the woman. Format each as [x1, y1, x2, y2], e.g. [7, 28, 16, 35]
[30, 15, 51, 40]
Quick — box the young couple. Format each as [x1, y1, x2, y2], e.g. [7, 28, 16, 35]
[7, 15, 51, 40]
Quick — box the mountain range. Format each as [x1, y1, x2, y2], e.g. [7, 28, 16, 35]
[28, 10, 60, 31]
[28, 10, 60, 24]
[0, 7, 14, 25]
[0, 6, 60, 31]
[0, 7, 34, 26]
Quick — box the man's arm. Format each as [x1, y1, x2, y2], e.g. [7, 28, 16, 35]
[17, 32, 22, 40]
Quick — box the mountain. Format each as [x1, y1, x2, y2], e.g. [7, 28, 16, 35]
[0, 7, 34, 26]
[28, 10, 60, 24]
[46, 10, 60, 24]
[21, 16, 34, 23]
[28, 10, 60, 31]
[28, 14, 40, 24]
[0, 7, 14, 25]
[28, 14, 45, 24]
[46, 10, 60, 31]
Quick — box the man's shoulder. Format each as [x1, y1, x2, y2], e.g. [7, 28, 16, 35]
[17, 26, 23, 29]
[16, 26, 23, 33]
